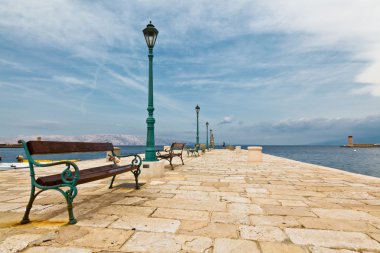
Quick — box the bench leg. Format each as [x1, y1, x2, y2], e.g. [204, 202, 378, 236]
[65, 192, 77, 224]
[61, 187, 77, 225]
[21, 186, 37, 224]
[169, 157, 174, 170]
[132, 169, 141, 189]
[109, 175, 116, 189]
[66, 200, 77, 224]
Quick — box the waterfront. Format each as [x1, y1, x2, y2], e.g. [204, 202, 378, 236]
[2, 145, 380, 178]
[1, 149, 380, 252]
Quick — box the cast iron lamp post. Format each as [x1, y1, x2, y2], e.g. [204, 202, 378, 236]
[206, 122, 209, 150]
[195, 105, 200, 146]
[210, 129, 212, 148]
[143, 21, 159, 161]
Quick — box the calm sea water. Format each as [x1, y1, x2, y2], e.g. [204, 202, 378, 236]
[1, 145, 380, 178]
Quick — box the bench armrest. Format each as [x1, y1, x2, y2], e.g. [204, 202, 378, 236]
[156, 149, 169, 156]
[116, 154, 142, 167]
[32, 160, 80, 186]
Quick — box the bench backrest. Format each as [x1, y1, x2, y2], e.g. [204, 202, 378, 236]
[170, 143, 185, 151]
[24, 141, 114, 155]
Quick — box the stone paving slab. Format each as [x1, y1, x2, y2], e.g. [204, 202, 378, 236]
[1, 149, 380, 252]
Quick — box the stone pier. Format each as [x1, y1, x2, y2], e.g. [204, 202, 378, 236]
[1, 149, 380, 252]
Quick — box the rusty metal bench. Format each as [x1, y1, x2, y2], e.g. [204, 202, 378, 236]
[156, 143, 185, 170]
[18, 140, 142, 225]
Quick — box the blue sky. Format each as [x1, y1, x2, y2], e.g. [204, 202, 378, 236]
[1, 0, 380, 145]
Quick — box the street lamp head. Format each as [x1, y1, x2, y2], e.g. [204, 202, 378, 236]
[195, 104, 200, 113]
[143, 21, 159, 48]
[206, 122, 209, 126]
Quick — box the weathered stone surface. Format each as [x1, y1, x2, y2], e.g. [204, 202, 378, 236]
[211, 211, 250, 225]
[309, 246, 359, 253]
[250, 215, 300, 227]
[298, 217, 379, 232]
[179, 185, 218, 192]
[76, 214, 119, 228]
[0, 234, 42, 253]
[227, 203, 263, 214]
[143, 198, 226, 211]
[23, 246, 92, 253]
[121, 231, 212, 253]
[286, 228, 380, 251]
[214, 238, 260, 253]
[240, 225, 287, 241]
[0, 202, 25, 212]
[112, 196, 148, 205]
[311, 208, 379, 221]
[262, 205, 317, 217]
[58, 227, 132, 250]
[109, 216, 180, 233]
[280, 200, 308, 206]
[246, 187, 269, 194]
[369, 232, 380, 242]
[178, 220, 209, 232]
[251, 197, 280, 205]
[170, 190, 218, 201]
[221, 196, 251, 203]
[183, 222, 238, 238]
[259, 241, 309, 253]
[98, 205, 155, 217]
[152, 207, 209, 221]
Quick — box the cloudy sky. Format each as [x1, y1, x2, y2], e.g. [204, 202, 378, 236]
[1, 0, 380, 145]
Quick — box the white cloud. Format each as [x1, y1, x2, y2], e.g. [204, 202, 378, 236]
[53, 75, 89, 86]
[0, 0, 132, 59]
[219, 116, 234, 125]
[250, 0, 380, 96]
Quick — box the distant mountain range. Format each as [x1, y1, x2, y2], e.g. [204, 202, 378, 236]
[0, 134, 180, 145]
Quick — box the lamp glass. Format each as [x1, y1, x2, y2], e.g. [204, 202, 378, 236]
[195, 104, 200, 113]
[143, 22, 158, 48]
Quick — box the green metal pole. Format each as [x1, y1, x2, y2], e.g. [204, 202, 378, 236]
[210, 129, 212, 148]
[206, 123, 209, 149]
[196, 111, 199, 146]
[145, 47, 157, 161]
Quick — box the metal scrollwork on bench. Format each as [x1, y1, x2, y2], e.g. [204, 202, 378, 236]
[61, 162, 79, 184]
[131, 155, 142, 167]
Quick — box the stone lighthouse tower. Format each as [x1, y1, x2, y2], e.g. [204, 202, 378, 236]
[348, 135, 353, 147]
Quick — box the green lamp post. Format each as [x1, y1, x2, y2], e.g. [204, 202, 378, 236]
[210, 129, 212, 148]
[143, 21, 159, 161]
[206, 122, 209, 150]
[195, 105, 200, 146]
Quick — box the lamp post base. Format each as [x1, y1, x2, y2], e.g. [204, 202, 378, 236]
[140, 160, 165, 179]
[144, 149, 157, 162]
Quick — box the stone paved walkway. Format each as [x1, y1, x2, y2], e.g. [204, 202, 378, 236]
[1, 149, 380, 252]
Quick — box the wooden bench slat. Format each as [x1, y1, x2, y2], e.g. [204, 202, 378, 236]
[36, 164, 136, 186]
[27, 141, 114, 155]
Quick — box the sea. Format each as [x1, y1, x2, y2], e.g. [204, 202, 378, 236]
[1, 145, 380, 178]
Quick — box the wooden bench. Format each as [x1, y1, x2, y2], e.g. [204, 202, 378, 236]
[156, 143, 185, 170]
[18, 140, 142, 225]
[187, 144, 200, 157]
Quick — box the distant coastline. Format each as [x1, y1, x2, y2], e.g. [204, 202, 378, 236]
[0, 143, 22, 148]
[341, 144, 380, 148]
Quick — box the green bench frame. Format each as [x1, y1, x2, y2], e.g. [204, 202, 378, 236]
[156, 143, 186, 170]
[18, 140, 142, 225]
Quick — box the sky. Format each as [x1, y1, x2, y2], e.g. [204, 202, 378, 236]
[1, 0, 380, 145]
